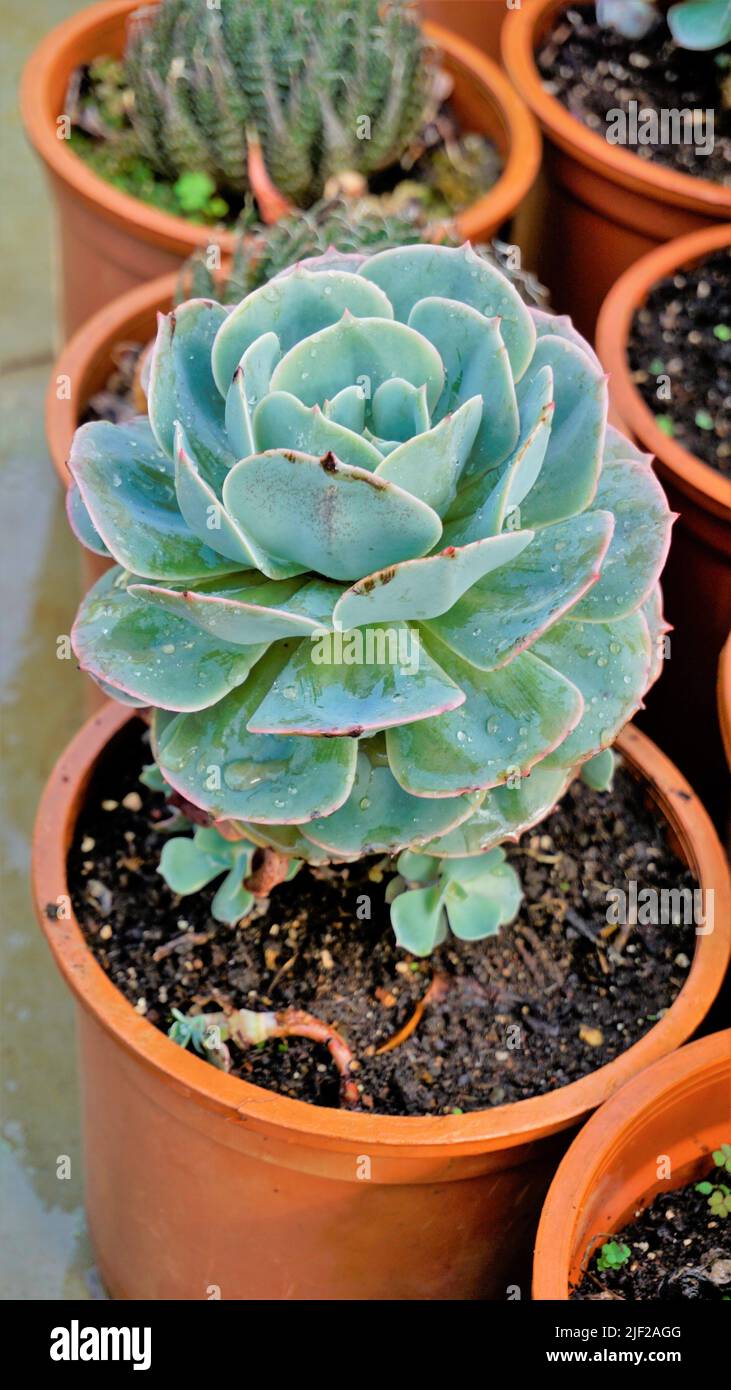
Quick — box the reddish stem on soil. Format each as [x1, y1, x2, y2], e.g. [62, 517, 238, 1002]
[244, 848, 292, 897]
[204, 1005, 362, 1108]
[376, 973, 450, 1055]
[269, 1009, 362, 1108]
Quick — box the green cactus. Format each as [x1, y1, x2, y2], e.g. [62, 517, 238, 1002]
[597, 0, 731, 49]
[122, 0, 435, 206]
[174, 195, 462, 304]
[67, 243, 672, 951]
[173, 196, 547, 308]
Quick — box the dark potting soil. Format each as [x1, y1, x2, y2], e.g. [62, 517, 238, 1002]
[628, 248, 731, 477]
[63, 720, 698, 1117]
[537, 5, 731, 186]
[572, 1163, 731, 1300]
[80, 341, 144, 428]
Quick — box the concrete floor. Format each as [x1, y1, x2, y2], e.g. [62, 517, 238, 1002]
[1, 2, 96, 1300]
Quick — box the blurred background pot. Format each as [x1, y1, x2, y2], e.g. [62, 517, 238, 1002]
[720, 633, 731, 774]
[22, 0, 541, 340]
[420, 1, 509, 63]
[502, 0, 731, 338]
[33, 707, 730, 1300]
[596, 225, 731, 827]
[533, 1029, 731, 1299]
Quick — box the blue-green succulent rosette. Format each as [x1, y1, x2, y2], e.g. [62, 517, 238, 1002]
[67, 244, 672, 953]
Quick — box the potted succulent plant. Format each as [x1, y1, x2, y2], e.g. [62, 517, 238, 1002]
[502, 0, 731, 336]
[21, 0, 540, 336]
[533, 1029, 731, 1299]
[596, 223, 730, 823]
[34, 244, 730, 1299]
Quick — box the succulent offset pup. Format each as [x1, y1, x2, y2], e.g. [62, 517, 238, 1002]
[68, 243, 673, 971]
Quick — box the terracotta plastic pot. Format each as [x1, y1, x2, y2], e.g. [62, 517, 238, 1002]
[502, 0, 731, 337]
[21, 0, 541, 340]
[720, 634, 731, 775]
[596, 225, 731, 825]
[533, 1029, 731, 1299]
[32, 707, 730, 1300]
[420, 1, 509, 64]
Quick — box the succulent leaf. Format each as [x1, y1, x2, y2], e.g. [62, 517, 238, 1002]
[173, 422, 259, 569]
[408, 299, 519, 476]
[153, 645, 358, 823]
[253, 391, 382, 472]
[580, 747, 618, 792]
[570, 460, 674, 620]
[301, 747, 481, 857]
[247, 621, 465, 737]
[517, 336, 607, 527]
[372, 379, 430, 443]
[444, 372, 554, 541]
[69, 418, 237, 581]
[535, 612, 652, 766]
[386, 639, 583, 796]
[72, 567, 266, 711]
[159, 826, 263, 925]
[360, 244, 536, 378]
[211, 270, 394, 395]
[668, 0, 731, 49]
[148, 300, 233, 488]
[375, 396, 483, 515]
[66, 482, 111, 558]
[222, 449, 442, 582]
[333, 532, 534, 629]
[224, 333, 281, 459]
[422, 512, 615, 671]
[127, 573, 337, 646]
[390, 847, 521, 954]
[420, 763, 573, 858]
[270, 314, 445, 414]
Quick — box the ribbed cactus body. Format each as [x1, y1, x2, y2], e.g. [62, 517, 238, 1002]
[123, 0, 434, 205]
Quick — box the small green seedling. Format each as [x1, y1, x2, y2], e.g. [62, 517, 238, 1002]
[696, 1143, 731, 1217]
[596, 1240, 632, 1272]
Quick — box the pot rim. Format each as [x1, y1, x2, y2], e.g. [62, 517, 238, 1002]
[46, 270, 178, 489]
[719, 633, 731, 771]
[532, 1028, 731, 1299]
[21, 0, 541, 259]
[502, 0, 731, 217]
[32, 701, 731, 1158]
[595, 223, 731, 522]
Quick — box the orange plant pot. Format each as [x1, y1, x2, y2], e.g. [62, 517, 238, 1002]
[420, 1, 509, 64]
[596, 225, 731, 824]
[21, 0, 541, 340]
[533, 1029, 731, 1299]
[33, 706, 730, 1300]
[502, 0, 731, 338]
[720, 634, 731, 774]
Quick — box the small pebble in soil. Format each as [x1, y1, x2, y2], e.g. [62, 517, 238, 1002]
[64, 721, 699, 1118]
[629, 248, 731, 477]
[573, 1161, 731, 1300]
